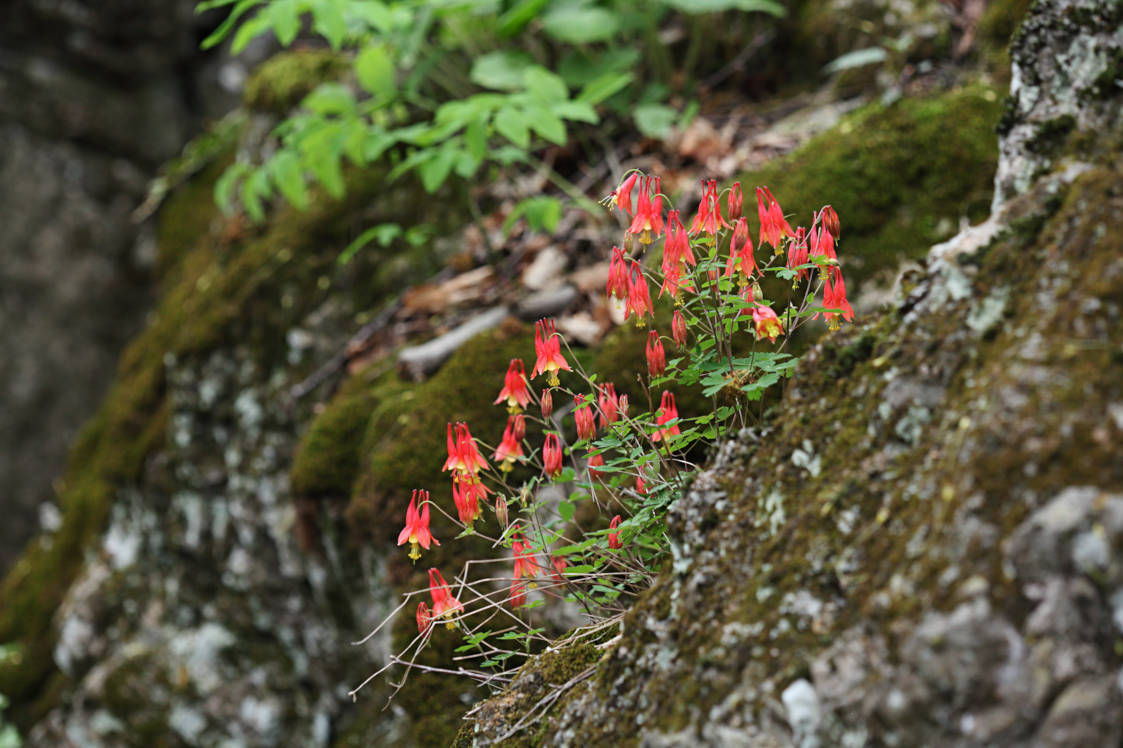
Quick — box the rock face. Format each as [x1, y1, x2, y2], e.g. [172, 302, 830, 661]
[458, 0, 1123, 745]
[0, 0, 240, 574]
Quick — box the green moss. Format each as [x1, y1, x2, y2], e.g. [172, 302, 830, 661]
[737, 85, 1003, 292]
[244, 49, 350, 114]
[291, 371, 383, 498]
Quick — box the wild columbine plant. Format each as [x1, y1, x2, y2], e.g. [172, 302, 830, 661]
[351, 171, 855, 716]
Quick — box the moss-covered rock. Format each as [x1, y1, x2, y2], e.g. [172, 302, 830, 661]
[243, 48, 350, 114]
[740, 85, 1003, 295]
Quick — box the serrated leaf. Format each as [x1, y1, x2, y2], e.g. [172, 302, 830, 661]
[470, 51, 536, 91]
[558, 500, 575, 521]
[541, 6, 620, 43]
[356, 44, 396, 97]
[494, 107, 529, 148]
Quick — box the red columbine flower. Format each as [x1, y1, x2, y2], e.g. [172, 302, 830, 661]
[574, 394, 596, 441]
[510, 579, 527, 609]
[820, 204, 840, 240]
[724, 217, 757, 285]
[820, 265, 854, 330]
[752, 305, 783, 343]
[728, 181, 743, 221]
[757, 186, 793, 252]
[690, 179, 729, 236]
[587, 452, 604, 479]
[608, 515, 622, 549]
[443, 422, 489, 478]
[428, 568, 464, 627]
[613, 172, 639, 216]
[607, 245, 629, 299]
[809, 224, 836, 262]
[627, 176, 664, 244]
[542, 434, 563, 478]
[597, 383, 619, 429]
[513, 533, 539, 580]
[453, 473, 490, 527]
[416, 601, 431, 634]
[617, 393, 629, 420]
[494, 359, 530, 413]
[646, 330, 666, 377]
[653, 391, 680, 442]
[671, 309, 687, 347]
[625, 261, 654, 325]
[636, 475, 647, 495]
[533, 319, 572, 387]
[397, 489, 439, 562]
[788, 226, 810, 281]
[493, 415, 525, 472]
[540, 388, 554, 419]
[550, 556, 567, 583]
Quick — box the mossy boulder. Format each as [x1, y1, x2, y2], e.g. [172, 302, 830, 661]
[243, 48, 350, 114]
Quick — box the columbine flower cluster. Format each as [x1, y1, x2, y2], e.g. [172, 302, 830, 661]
[385, 170, 853, 676]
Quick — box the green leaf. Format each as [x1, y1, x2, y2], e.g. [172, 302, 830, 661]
[240, 168, 271, 223]
[268, 0, 300, 45]
[312, 0, 346, 49]
[231, 14, 272, 54]
[497, 0, 550, 35]
[523, 67, 568, 101]
[470, 51, 536, 91]
[541, 5, 621, 43]
[356, 44, 396, 98]
[552, 100, 598, 123]
[558, 500, 575, 521]
[494, 107, 530, 148]
[465, 116, 487, 163]
[634, 103, 678, 139]
[524, 105, 566, 144]
[577, 72, 634, 105]
[504, 197, 562, 233]
[200, 0, 262, 49]
[418, 144, 458, 192]
[303, 83, 355, 115]
[661, 0, 785, 15]
[337, 223, 402, 265]
[348, 1, 396, 33]
[268, 151, 308, 210]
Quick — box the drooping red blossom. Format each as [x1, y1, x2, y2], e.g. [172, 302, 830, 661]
[550, 556, 567, 583]
[659, 256, 688, 300]
[636, 475, 647, 495]
[397, 489, 439, 562]
[428, 568, 464, 626]
[607, 245, 629, 299]
[809, 224, 836, 262]
[820, 204, 841, 240]
[819, 265, 854, 330]
[653, 391, 681, 442]
[627, 175, 664, 243]
[513, 532, 539, 580]
[443, 422, 489, 478]
[540, 387, 554, 419]
[587, 452, 604, 479]
[532, 318, 572, 387]
[625, 261, 654, 324]
[757, 186, 793, 250]
[597, 383, 620, 429]
[613, 172, 639, 216]
[724, 217, 757, 284]
[494, 359, 530, 413]
[416, 601, 431, 634]
[663, 210, 696, 267]
[542, 433, 563, 478]
[671, 309, 688, 347]
[608, 515, 622, 550]
[787, 226, 810, 280]
[574, 394, 596, 441]
[493, 415, 525, 471]
[510, 579, 527, 609]
[752, 304, 784, 343]
[646, 329, 666, 377]
[452, 473, 490, 526]
[728, 181, 743, 221]
[690, 179, 729, 236]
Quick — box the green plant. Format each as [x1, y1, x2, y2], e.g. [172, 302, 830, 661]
[350, 173, 854, 737]
[196, 0, 786, 228]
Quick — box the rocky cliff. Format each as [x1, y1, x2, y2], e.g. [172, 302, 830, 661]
[460, 0, 1123, 744]
[2, 0, 1119, 746]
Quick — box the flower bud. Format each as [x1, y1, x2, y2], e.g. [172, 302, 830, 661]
[495, 495, 509, 529]
[820, 204, 840, 240]
[540, 388, 554, 419]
